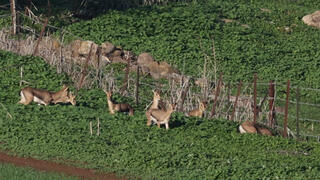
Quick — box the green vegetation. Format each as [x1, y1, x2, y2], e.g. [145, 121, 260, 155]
[1, 0, 320, 179]
[0, 163, 78, 180]
[64, 0, 320, 88]
[1, 50, 320, 179]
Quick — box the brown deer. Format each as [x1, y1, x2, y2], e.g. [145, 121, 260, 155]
[18, 85, 76, 106]
[150, 102, 176, 130]
[187, 100, 207, 118]
[104, 90, 134, 116]
[53, 91, 77, 106]
[238, 120, 273, 136]
[146, 90, 161, 126]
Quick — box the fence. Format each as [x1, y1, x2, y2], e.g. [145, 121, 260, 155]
[1, 7, 320, 142]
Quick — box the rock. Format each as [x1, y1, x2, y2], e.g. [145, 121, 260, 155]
[302, 11, 320, 29]
[100, 42, 115, 55]
[70, 39, 81, 57]
[137, 53, 156, 74]
[78, 40, 98, 56]
[136, 53, 181, 80]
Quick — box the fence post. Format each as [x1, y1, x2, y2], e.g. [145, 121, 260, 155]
[120, 56, 130, 95]
[268, 80, 275, 128]
[210, 73, 223, 118]
[47, 0, 52, 17]
[283, 80, 290, 138]
[231, 81, 242, 121]
[296, 86, 300, 139]
[253, 73, 258, 124]
[33, 18, 48, 56]
[10, 0, 16, 35]
[135, 66, 140, 105]
[179, 77, 191, 112]
[77, 43, 93, 91]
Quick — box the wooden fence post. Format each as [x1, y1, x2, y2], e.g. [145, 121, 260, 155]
[89, 121, 93, 135]
[10, 0, 16, 35]
[179, 77, 191, 112]
[230, 81, 242, 121]
[296, 86, 300, 139]
[268, 80, 275, 128]
[33, 18, 48, 56]
[253, 73, 258, 124]
[97, 118, 100, 136]
[77, 43, 93, 91]
[135, 66, 140, 105]
[283, 80, 290, 138]
[120, 56, 130, 95]
[210, 73, 223, 118]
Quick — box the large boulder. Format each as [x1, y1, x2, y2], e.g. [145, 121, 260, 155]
[302, 11, 320, 29]
[137, 52, 156, 74]
[100, 42, 115, 55]
[78, 40, 99, 56]
[137, 53, 180, 80]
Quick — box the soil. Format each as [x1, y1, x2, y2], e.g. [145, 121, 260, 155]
[0, 151, 126, 180]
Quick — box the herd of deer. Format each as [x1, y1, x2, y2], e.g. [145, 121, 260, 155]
[17, 85, 274, 136]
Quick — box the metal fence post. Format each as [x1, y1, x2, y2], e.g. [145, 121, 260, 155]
[283, 80, 290, 138]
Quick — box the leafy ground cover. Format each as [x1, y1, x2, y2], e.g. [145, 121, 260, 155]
[1, 50, 320, 179]
[63, 0, 320, 88]
[0, 162, 77, 180]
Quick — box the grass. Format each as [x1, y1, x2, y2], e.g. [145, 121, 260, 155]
[0, 163, 78, 180]
[1, 0, 320, 179]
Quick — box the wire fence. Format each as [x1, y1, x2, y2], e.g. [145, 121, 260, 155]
[1, 8, 320, 142]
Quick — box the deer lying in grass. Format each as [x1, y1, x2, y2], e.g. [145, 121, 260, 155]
[18, 85, 76, 106]
[238, 120, 273, 136]
[187, 100, 207, 118]
[150, 102, 176, 130]
[146, 90, 161, 126]
[104, 90, 134, 116]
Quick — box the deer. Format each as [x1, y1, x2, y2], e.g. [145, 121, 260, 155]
[18, 85, 76, 106]
[187, 100, 207, 118]
[146, 90, 161, 126]
[104, 90, 134, 116]
[52, 91, 77, 106]
[238, 120, 273, 136]
[149, 102, 176, 130]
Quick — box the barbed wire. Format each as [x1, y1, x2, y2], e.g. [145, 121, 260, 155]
[277, 98, 320, 107]
[0, 14, 11, 18]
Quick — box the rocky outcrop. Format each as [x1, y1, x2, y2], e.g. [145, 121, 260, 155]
[137, 52, 180, 80]
[302, 11, 320, 29]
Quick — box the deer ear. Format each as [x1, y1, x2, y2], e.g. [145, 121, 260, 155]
[62, 85, 69, 91]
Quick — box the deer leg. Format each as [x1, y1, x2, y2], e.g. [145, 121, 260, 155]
[165, 123, 169, 130]
[157, 122, 161, 128]
[18, 91, 33, 105]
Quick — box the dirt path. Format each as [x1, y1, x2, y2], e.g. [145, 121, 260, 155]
[0, 151, 126, 180]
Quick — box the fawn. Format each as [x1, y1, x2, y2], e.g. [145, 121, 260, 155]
[187, 100, 207, 118]
[104, 90, 134, 116]
[239, 120, 273, 136]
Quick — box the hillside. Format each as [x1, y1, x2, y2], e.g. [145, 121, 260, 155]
[63, 0, 320, 87]
[0, 50, 320, 179]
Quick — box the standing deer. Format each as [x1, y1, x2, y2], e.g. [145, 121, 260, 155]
[18, 85, 76, 106]
[187, 100, 207, 118]
[104, 90, 134, 116]
[150, 102, 176, 130]
[146, 90, 161, 126]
